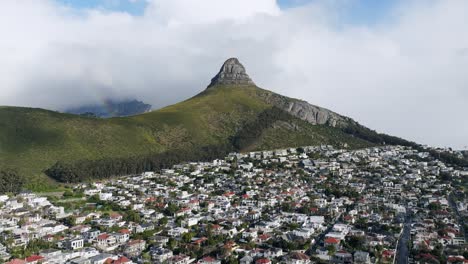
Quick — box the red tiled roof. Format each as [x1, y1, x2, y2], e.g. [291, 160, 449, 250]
[110, 212, 122, 219]
[417, 253, 437, 260]
[146, 197, 156, 202]
[26, 255, 44, 262]
[255, 258, 271, 264]
[177, 207, 191, 213]
[127, 239, 145, 246]
[324, 237, 340, 244]
[193, 237, 208, 244]
[224, 241, 236, 248]
[98, 233, 110, 240]
[258, 234, 271, 240]
[201, 256, 217, 262]
[447, 256, 466, 263]
[105, 256, 131, 264]
[291, 252, 309, 260]
[119, 229, 131, 234]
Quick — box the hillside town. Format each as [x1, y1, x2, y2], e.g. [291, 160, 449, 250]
[0, 145, 467, 264]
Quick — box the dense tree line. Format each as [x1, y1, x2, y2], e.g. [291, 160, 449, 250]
[343, 123, 419, 147]
[46, 107, 294, 183]
[45, 144, 233, 183]
[46, 107, 467, 183]
[427, 149, 468, 167]
[0, 170, 25, 194]
[231, 107, 294, 150]
[343, 123, 468, 167]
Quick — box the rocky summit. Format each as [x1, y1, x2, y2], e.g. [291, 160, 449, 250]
[207, 58, 346, 127]
[208, 58, 255, 87]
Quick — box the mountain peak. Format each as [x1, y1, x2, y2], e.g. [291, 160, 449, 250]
[208, 58, 255, 87]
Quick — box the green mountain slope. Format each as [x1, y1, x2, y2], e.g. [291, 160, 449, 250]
[0, 58, 383, 190]
[0, 86, 370, 182]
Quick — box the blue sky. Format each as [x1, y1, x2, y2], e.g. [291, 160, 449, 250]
[57, 0, 148, 15]
[56, 0, 399, 25]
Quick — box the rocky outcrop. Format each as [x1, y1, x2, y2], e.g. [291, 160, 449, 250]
[253, 88, 353, 128]
[208, 58, 255, 87]
[280, 99, 349, 127]
[208, 58, 354, 128]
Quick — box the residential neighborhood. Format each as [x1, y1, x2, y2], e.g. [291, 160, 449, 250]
[0, 145, 467, 264]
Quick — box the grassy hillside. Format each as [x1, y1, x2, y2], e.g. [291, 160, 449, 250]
[0, 85, 374, 190]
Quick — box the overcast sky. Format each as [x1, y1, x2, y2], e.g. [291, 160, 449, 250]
[0, 0, 467, 149]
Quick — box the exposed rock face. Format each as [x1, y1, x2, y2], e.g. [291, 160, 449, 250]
[281, 99, 348, 127]
[208, 57, 354, 128]
[208, 58, 255, 87]
[255, 90, 352, 127]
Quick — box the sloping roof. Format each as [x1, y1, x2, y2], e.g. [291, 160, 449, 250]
[26, 255, 44, 262]
[201, 256, 217, 263]
[105, 256, 131, 264]
[98, 233, 110, 240]
[119, 229, 131, 234]
[324, 237, 340, 244]
[255, 258, 270, 264]
[290, 252, 309, 260]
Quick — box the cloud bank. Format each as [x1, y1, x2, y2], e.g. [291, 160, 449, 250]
[0, 0, 467, 149]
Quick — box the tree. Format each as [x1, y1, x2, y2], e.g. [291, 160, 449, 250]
[182, 232, 194, 243]
[0, 170, 25, 194]
[165, 203, 179, 216]
[63, 216, 76, 226]
[142, 252, 152, 264]
[125, 210, 141, 223]
[428, 203, 442, 211]
[168, 238, 177, 250]
[326, 245, 336, 256]
[347, 236, 365, 250]
[223, 255, 239, 264]
[160, 217, 168, 226]
[63, 190, 74, 198]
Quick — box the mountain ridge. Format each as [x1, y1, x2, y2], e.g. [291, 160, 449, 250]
[65, 99, 152, 118]
[0, 58, 415, 190]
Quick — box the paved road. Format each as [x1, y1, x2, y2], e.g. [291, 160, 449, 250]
[309, 213, 342, 254]
[36, 191, 65, 197]
[54, 197, 86, 203]
[395, 214, 411, 264]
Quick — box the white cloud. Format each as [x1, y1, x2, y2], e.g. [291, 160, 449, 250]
[144, 0, 281, 25]
[0, 0, 467, 149]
